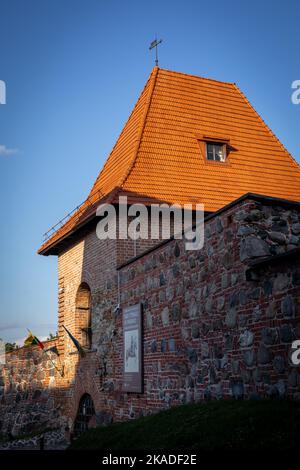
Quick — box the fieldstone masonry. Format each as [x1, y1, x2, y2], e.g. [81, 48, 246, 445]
[115, 196, 300, 413]
[0, 340, 65, 438]
[1, 194, 300, 438]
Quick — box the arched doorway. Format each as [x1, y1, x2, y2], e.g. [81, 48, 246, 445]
[74, 393, 95, 436]
[75, 282, 92, 349]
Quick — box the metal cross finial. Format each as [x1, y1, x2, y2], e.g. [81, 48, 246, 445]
[149, 37, 163, 67]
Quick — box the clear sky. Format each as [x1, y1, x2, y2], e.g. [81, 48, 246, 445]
[0, 0, 299, 343]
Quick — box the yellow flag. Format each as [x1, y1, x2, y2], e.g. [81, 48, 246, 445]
[24, 331, 34, 347]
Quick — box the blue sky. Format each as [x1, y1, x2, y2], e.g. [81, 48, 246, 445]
[0, 0, 299, 343]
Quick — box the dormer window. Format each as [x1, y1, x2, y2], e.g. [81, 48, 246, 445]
[196, 135, 231, 165]
[206, 142, 226, 162]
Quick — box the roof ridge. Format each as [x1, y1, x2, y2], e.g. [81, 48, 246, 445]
[119, 66, 159, 189]
[86, 67, 158, 202]
[158, 67, 235, 86]
[233, 83, 300, 170]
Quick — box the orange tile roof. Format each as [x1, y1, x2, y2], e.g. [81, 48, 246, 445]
[39, 67, 300, 254]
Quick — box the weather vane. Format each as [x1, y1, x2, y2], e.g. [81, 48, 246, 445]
[149, 37, 163, 67]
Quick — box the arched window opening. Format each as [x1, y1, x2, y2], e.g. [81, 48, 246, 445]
[75, 282, 92, 350]
[74, 393, 95, 436]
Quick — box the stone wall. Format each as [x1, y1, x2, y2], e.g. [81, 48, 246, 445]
[1, 195, 300, 436]
[111, 196, 300, 420]
[0, 339, 65, 437]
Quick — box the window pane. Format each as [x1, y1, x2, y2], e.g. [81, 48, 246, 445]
[215, 145, 223, 161]
[206, 144, 214, 160]
[206, 143, 225, 162]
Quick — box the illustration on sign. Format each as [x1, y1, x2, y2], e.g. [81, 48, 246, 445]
[125, 330, 139, 373]
[123, 303, 142, 393]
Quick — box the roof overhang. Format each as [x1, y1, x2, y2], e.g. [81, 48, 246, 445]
[38, 188, 185, 256]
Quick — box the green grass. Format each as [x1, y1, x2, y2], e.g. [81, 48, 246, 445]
[69, 400, 300, 450]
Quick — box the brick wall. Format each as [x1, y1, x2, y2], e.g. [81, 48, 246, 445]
[46, 215, 163, 429]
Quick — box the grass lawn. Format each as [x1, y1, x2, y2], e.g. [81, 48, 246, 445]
[69, 400, 300, 450]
